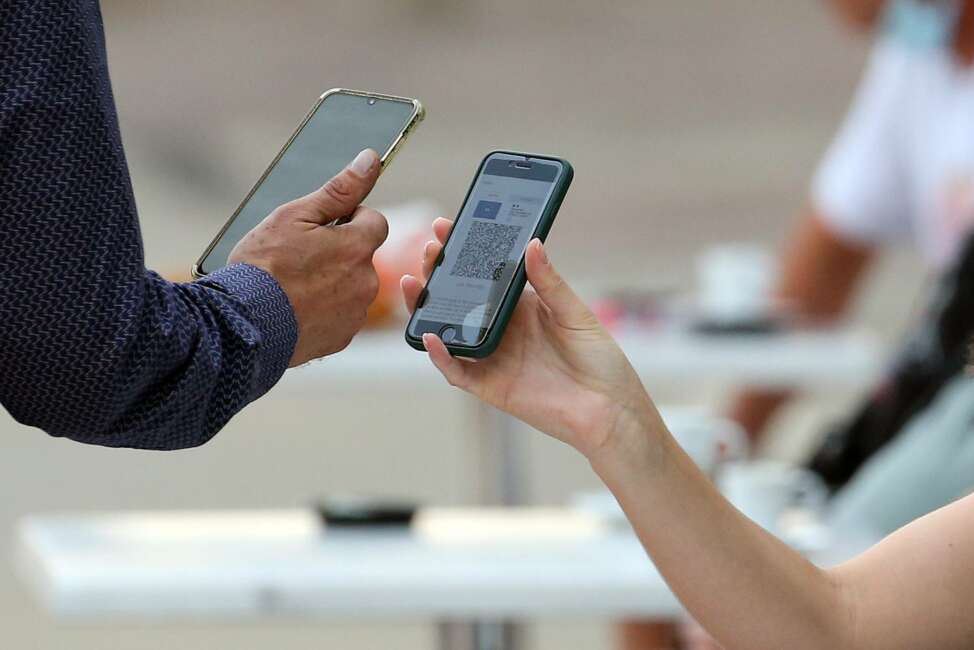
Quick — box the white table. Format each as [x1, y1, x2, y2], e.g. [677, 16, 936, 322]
[13, 508, 876, 650]
[15, 508, 678, 650]
[15, 509, 677, 619]
[278, 325, 884, 394]
[276, 325, 885, 506]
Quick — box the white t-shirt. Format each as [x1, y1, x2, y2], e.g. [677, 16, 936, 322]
[813, 39, 974, 269]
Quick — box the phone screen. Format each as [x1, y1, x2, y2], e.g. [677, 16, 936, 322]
[408, 153, 564, 347]
[197, 91, 419, 275]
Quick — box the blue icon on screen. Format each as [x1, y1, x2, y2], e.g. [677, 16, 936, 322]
[473, 200, 502, 220]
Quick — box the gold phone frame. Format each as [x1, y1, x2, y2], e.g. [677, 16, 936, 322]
[192, 88, 425, 278]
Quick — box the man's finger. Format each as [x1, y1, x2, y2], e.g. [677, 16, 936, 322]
[339, 205, 389, 250]
[524, 239, 595, 329]
[299, 149, 380, 225]
[401, 274, 424, 313]
[433, 217, 452, 245]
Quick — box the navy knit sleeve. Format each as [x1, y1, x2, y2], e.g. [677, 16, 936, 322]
[0, 0, 298, 449]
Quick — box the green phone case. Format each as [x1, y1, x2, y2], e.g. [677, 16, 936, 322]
[405, 150, 574, 358]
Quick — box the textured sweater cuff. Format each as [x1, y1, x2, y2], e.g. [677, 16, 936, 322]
[201, 264, 298, 398]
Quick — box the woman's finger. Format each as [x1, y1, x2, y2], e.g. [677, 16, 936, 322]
[524, 239, 596, 329]
[432, 217, 452, 245]
[417, 219, 451, 281]
[423, 333, 474, 391]
[400, 274, 424, 313]
[422, 240, 443, 280]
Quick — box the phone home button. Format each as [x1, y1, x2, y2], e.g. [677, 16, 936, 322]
[439, 326, 458, 343]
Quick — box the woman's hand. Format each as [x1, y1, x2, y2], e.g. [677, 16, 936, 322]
[401, 218, 662, 459]
[403, 223, 914, 650]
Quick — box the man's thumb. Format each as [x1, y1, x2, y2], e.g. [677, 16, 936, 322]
[300, 149, 380, 225]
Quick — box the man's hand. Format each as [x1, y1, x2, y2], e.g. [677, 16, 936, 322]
[229, 149, 389, 366]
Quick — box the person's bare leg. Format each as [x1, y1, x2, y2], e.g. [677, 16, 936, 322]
[619, 620, 678, 650]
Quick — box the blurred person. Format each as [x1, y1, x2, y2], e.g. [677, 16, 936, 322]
[707, 0, 974, 645]
[745, 0, 974, 605]
[615, 0, 974, 645]
[733, 0, 974, 441]
[404, 226, 974, 650]
[0, 1, 388, 449]
[688, 222, 974, 649]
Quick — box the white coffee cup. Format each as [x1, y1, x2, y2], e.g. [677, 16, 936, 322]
[696, 243, 776, 323]
[663, 409, 749, 477]
[718, 460, 827, 535]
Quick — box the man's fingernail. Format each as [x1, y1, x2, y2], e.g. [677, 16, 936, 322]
[536, 240, 549, 264]
[349, 149, 377, 176]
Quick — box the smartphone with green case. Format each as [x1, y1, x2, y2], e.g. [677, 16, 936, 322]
[405, 151, 573, 358]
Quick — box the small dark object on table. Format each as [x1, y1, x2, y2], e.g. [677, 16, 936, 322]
[315, 495, 418, 528]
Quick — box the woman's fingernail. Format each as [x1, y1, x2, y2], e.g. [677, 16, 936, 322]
[349, 149, 377, 176]
[536, 240, 549, 264]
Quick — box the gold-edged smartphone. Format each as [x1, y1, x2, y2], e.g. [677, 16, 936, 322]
[193, 88, 424, 278]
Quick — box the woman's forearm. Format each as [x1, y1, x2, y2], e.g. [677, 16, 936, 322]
[414, 224, 974, 648]
[589, 404, 855, 650]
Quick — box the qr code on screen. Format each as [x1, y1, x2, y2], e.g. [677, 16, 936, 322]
[450, 221, 522, 281]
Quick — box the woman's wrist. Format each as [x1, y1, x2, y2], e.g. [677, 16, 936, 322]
[586, 394, 669, 478]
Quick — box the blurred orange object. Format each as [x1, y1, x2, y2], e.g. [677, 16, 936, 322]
[366, 201, 441, 328]
[157, 201, 440, 330]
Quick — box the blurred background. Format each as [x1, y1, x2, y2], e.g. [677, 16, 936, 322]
[3, 1, 932, 648]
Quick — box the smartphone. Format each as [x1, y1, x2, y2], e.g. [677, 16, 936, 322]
[405, 151, 573, 358]
[193, 88, 424, 277]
